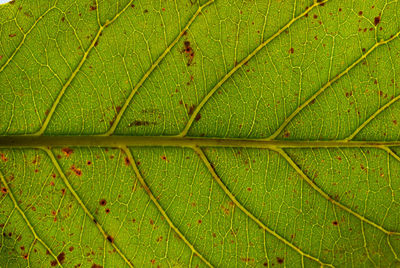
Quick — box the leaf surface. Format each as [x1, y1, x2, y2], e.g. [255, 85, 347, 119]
[1, 0, 400, 267]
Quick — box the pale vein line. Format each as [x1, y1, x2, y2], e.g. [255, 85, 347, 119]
[0, 170, 63, 267]
[268, 30, 400, 140]
[33, 0, 134, 136]
[121, 146, 213, 268]
[0, 4, 56, 73]
[42, 147, 134, 268]
[274, 147, 400, 236]
[104, 0, 215, 136]
[192, 146, 334, 267]
[178, 0, 328, 137]
[381, 146, 400, 163]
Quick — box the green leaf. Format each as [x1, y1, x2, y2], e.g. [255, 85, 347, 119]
[1, 0, 400, 267]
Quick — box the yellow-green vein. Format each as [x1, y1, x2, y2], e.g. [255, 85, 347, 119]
[0, 4, 56, 73]
[274, 147, 400, 236]
[0, 170, 63, 267]
[103, 0, 214, 136]
[42, 147, 134, 268]
[192, 146, 334, 267]
[268, 30, 400, 141]
[177, 0, 328, 137]
[121, 146, 213, 268]
[33, 0, 134, 136]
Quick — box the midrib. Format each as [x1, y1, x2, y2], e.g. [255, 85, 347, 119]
[0, 135, 399, 148]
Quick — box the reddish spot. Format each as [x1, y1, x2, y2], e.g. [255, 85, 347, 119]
[87, 160, 92, 165]
[161, 155, 168, 161]
[69, 246, 74, 252]
[358, 11, 363, 16]
[61, 189, 66, 195]
[20, 246, 25, 250]
[156, 236, 163, 242]
[183, 41, 194, 66]
[106, 235, 114, 243]
[195, 113, 201, 121]
[0, 153, 7, 162]
[393, 120, 398, 125]
[1, 187, 7, 194]
[62, 148, 74, 157]
[198, 219, 202, 224]
[89, 5, 97, 11]
[92, 264, 103, 268]
[51, 173, 56, 178]
[277, 257, 284, 264]
[99, 199, 107, 206]
[288, 47, 294, 54]
[150, 219, 154, 225]
[136, 161, 141, 165]
[150, 259, 156, 265]
[332, 221, 338, 226]
[23, 254, 28, 259]
[339, 8, 342, 12]
[374, 16, 381, 25]
[70, 165, 82, 176]
[124, 157, 130, 166]
[247, 187, 252, 192]
[313, 14, 318, 19]
[61, 17, 65, 22]
[9, 33, 16, 37]
[34, 169, 39, 173]
[105, 208, 110, 214]
[264, 262, 268, 266]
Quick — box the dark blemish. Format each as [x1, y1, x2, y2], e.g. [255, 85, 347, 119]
[94, 41, 98, 47]
[131, 4, 135, 8]
[105, 208, 110, 214]
[61, 17, 65, 22]
[143, 9, 148, 13]
[183, 41, 194, 66]
[1, 187, 7, 194]
[124, 157, 130, 166]
[264, 262, 268, 266]
[116, 106, 121, 113]
[62, 147, 73, 157]
[313, 14, 318, 19]
[358, 11, 363, 16]
[188, 105, 196, 115]
[156, 236, 163, 242]
[374, 16, 381, 25]
[379, 90, 383, 96]
[136, 161, 141, 165]
[89, 5, 97, 11]
[179, 100, 183, 105]
[31, 206, 37, 211]
[277, 257, 284, 264]
[34, 169, 39, 173]
[195, 113, 201, 121]
[9, 34, 16, 38]
[198, 219, 202, 224]
[128, 120, 154, 127]
[247, 187, 252, 191]
[51, 260, 58, 266]
[23, 254, 28, 259]
[69, 246, 74, 252]
[339, 8, 342, 12]
[87, 160, 92, 165]
[332, 221, 338, 226]
[283, 131, 290, 138]
[61, 189, 66, 195]
[288, 47, 294, 54]
[57, 252, 65, 264]
[99, 199, 107, 206]
[374, 79, 378, 84]
[161, 155, 167, 161]
[106, 235, 114, 243]
[150, 219, 154, 225]
[91, 264, 103, 268]
[93, 218, 97, 224]
[70, 165, 82, 176]
[51, 173, 56, 178]
[150, 259, 156, 265]
[393, 120, 398, 125]
[20, 246, 25, 250]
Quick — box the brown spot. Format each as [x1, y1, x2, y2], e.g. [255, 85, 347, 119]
[87, 160, 92, 165]
[339, 8, 342, 12]
[1, 187, 7, 194]
[124, 157, 130, 166]
[51, 173, 56, 178]
[358, 11, 363, 16]
[20, 246, 25, 251]
[188, 105, 196, 115]
[374, 16, 381, 25]
[150, 259, 156, 265]
[277, 257, 284, 264]
[91, 264, 103, 268]
[150, 219, 154, 225]
[0, 153, 7, 162]
[288, 47, 294, 54]
[69, 246, 74, 252]
[161, 155, 167, 161]
[156, 236, 163, 242]
[107, 235, 114, 243]
[89, 5, 97, 11]
[143, 9, 148, 13]
[70, 165, 82, 176]
[313, 14, 318, 19]
[393, 120, 398, 125]
[264, 262, 268, 267]
[332, 221, 338, 226]
[61, 17, 65, 22]
[57, 252, 65, 264]
[283, 131, 290, 138]
[99, 199, 107, 206]
[9, 33, 16, 37]
[183, 41, 194, 66]
[195, 113, 201, 121]
[198, 219, 202, 224]
[128, 120, 153, 127]
[247, 187, 252, 191]
[50, 260, 58, 266]
[105, 208, 110, 214]
[62, 148, 74, 157]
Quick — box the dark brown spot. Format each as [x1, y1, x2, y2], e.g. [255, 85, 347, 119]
[89, 5, 97, 11]
[105, 208, 110, 214]
[70, 165, 82, 176]
[1, 187, 7, 194]
[358, 11, 363, 16]
[283, 131, 290, 138]
[393, 120, 398, 125]
[61, 17, 65, 22]
[374, 16, 381, 25]
[332, 221, 338, 226]
[288, 47, 294, 54]
[107, 235, 114, 243]
[313, 14, 318, 19]
[99, 199, 107, 206]
[50, 260, 57, 266]
[57, 252, 65, 264]
[143, 9, 148, 13]
[0, 153, 8, 162]
[277, 257, 284, 264]
[188, 105, 196, 115]
[9, 33, 16, 37]
[69, 246, 74, 252]
[62, 148, 74, 157]
[91, 264, 103, 268]
[87, 160, 92, 165]
[161, 155, 167, 161]
[124, 157, 130, 166]
[195, 113, 201, 121]
[339, 8, 342, 12]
